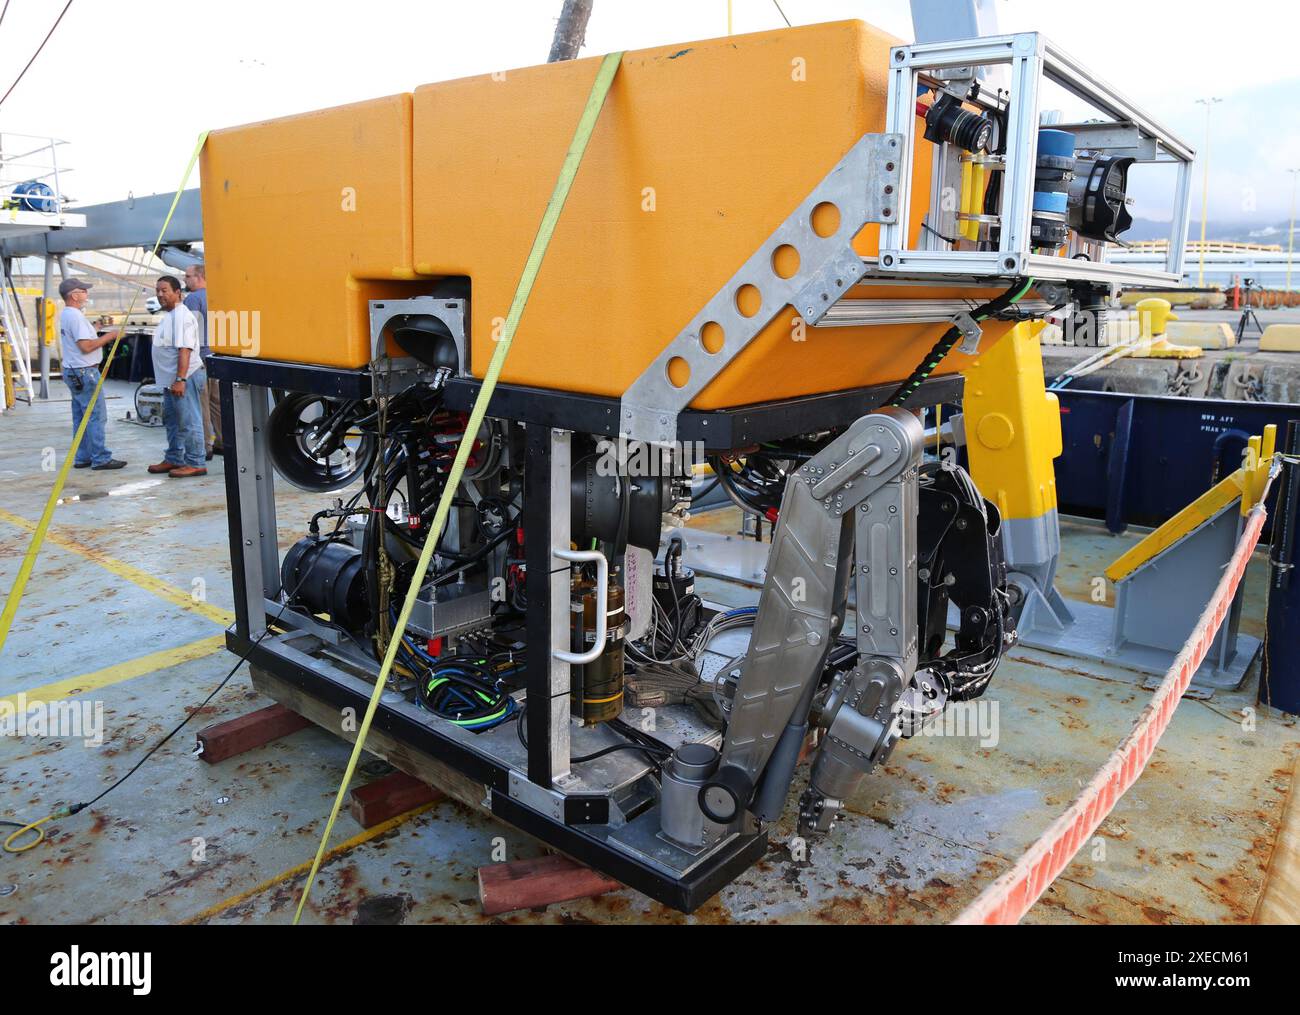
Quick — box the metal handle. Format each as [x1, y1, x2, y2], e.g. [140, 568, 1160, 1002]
[553, 547, 607, 665]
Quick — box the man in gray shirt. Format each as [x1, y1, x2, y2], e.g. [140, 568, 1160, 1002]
[183, 262, 219, 458]
[58, 278, 126, 470]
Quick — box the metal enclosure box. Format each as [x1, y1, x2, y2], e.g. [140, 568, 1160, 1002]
[200, 21, 1026, 406]
[201, 93, 419, 368]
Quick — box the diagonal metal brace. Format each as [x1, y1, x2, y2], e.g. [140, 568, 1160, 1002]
[619, 133, 903, 446]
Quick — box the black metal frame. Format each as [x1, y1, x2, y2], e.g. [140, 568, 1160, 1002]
[219, 378, 252, 641]
[522, 423, 557, 787]
[226, 627, 767, 912]
[210, 355, 973, 911]
[214, 359, 801, 912]
[209, 354, 965, 450]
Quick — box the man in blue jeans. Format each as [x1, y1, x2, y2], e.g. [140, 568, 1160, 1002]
[148, 276, 207, 478]
[58, 278, 126, 471]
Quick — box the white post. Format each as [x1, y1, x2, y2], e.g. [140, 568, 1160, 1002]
[1195, 97, 1222, 287]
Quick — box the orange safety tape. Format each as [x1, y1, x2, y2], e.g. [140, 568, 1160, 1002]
[953, 492, 1272, 925]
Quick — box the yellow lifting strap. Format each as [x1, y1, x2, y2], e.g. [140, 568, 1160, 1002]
[292, 51, 625, 924]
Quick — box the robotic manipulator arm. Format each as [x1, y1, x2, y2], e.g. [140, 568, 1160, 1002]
[682, 407, 1016, 841]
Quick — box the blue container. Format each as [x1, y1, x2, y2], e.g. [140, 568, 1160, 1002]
[1037, 128, 1077, 161]
[13, 180, 56, 213]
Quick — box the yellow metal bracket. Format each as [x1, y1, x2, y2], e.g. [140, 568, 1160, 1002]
[1106, 424, 1277, 583]
[961, 319, 1061, 523]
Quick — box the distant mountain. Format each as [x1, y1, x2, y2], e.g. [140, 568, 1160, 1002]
[1125, 216, 1297, 246]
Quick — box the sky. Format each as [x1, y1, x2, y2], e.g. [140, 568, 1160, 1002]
[1, 0, 1298, 228]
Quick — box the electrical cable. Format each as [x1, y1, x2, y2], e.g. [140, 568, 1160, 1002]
[2, 496, 364, 855]
[1, 133, 215, 851]
[0, 0, 74, 110]
[391, 606, 520, 731]
[921, 222, 961, 246]
[883, 277, 1034, 408]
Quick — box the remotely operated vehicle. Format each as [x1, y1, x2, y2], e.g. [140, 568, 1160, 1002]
[203, 17, 1192, 910]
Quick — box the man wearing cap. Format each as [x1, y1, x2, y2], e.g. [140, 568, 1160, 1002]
[148, 276, 207, 478]
[58, 278, 126, 471]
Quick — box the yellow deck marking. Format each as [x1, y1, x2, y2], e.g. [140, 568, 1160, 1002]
[0, 507, 234, 628]
[180, 803, 437, 925]
[1, 635, 226, 708]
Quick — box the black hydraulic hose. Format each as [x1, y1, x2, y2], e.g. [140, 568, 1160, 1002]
[884, 278, 1034, 408]
[1271, 420, 1300, 593]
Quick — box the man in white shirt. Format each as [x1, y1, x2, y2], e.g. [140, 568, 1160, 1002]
[58, 278, 126, 471]
[149, 276, 207, 478]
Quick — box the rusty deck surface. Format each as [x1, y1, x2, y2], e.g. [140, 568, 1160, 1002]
[1, 382, 1297, 924]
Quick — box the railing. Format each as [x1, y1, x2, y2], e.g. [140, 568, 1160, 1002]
[0, 131, 74, 223]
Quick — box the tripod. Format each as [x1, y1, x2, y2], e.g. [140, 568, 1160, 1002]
[1236, 287, 1265, 342]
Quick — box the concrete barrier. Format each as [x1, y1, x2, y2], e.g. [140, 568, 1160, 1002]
[1261, 324, 1300, 352]
[1165, 321, 1236, 349]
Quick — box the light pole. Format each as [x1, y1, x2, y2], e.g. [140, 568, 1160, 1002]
[1195, 97, 1222, 287]
[1288, 168, 1300, 294]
